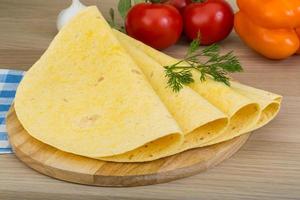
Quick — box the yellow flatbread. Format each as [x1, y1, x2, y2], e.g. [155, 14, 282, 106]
[101, 34, 228, 162]
[15, 6, 184, 160]
[114, 30, 281, 146]
[230, 81, 282, 129]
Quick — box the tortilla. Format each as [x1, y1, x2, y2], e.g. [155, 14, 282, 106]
[15, 6, 184, 160]
[101, 34, 228, 162]
[230, 81, 282, 129]
[115, 30, 281, 145]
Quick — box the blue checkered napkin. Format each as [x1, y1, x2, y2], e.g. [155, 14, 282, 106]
[0, 69, 24, 154]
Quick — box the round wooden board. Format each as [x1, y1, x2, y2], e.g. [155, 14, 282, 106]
[6, 106, 250, 187]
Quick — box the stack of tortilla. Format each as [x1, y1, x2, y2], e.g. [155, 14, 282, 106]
[14, 7, 282, 162]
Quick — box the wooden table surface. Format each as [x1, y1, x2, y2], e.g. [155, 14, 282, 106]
[0, 1, 299, 199]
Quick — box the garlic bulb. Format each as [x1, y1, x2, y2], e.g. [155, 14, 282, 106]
[57, 0, 87, 30]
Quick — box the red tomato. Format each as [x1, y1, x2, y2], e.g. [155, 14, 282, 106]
[164, 0, 192, 13]
[125, 3, 183, 50]
[183, 0, 234, 45]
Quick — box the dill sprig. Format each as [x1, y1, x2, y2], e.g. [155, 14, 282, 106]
[164, 38, 243, 93]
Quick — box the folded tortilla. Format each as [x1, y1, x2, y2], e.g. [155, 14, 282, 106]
[15, 6, 184, 160]
[101, 34, 228, 162]
[114, 30, 281, 146]
[230, 81, 282, 130]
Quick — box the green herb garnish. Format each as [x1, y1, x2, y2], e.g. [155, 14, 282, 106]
[164, 38, 243, 93]
[117, 0, 132, 19]
[109, 0, 144, 32]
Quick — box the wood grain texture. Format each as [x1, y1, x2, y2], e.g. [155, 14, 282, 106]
[0, 0, 300, 199]
[6, 106, 249, 187]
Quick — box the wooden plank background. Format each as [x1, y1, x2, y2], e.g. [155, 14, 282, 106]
[0, 0, 299, 199]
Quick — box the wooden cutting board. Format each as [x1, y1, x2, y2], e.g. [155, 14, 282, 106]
[6, 106, 250, 187]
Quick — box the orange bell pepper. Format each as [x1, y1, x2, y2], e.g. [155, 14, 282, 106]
[296, 28, 300, 54]
[234, 0, 300, 60]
